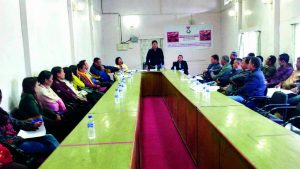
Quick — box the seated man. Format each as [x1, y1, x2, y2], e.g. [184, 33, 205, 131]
[224, 56, 252, 95]
[263, 55, 276, 79]
[281, 57, 300, 90]
[229, 51, 238, 67]
[171, 55, 188, 75]
[267, 53, 294, 88]
[211, 55, 232, 81]
[217, 58, 242, 87]
[202, 54, 222, 81]
[90, 57, 117, 87]
[229, 57, 266, 104]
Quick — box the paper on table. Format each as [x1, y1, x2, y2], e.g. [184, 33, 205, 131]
[17, 123, 46, 139]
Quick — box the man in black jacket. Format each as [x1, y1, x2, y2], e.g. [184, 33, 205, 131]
[171, 55, 189, 75]
[145, 40, 164, 70]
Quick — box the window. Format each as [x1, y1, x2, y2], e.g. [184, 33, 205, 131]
[224, 0, 233, 6]
[294, 24, 300, 64]
[238, 31, 261, 58]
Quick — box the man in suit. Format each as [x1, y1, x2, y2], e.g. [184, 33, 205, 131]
[171, 55, 189, 75]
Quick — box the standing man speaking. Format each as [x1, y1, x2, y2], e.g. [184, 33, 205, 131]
[145, 40, 164, 71]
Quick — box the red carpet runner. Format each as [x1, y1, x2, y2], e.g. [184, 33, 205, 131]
[141, 97, 196, 169]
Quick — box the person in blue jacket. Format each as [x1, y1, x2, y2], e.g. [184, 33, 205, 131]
[90, 57, 118, 87]
[229, 57, 266, 104]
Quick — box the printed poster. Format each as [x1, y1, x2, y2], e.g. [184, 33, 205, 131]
[165, 24, 213, 49]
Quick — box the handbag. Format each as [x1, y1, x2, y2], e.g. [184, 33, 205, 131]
[0, 143, 13, 164]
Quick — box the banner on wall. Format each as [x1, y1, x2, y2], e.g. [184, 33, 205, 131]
[165, 24, 213, 49]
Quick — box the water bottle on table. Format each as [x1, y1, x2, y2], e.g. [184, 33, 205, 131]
[115, 88, 120, 104]
[87, 115, 96, 139]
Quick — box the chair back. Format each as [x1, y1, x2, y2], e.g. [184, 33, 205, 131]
[269, 91, 287, 104]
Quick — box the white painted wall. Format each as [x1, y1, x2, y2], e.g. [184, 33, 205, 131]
[221, 6, 239, 56]
[72, 0, 93, 64]
[221, 0, 300, 65]
[101, 13, 221, 75]
[241, 0, 274, 58]
[0, 1, 26, 111]
[92, 0, 103, 59]
[0, 0, 98, 111]
[221, 0, 275, 59]
[280, 0, 300, 64]
[26, 0, 72, 75]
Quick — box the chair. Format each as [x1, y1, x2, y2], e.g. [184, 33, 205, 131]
[283, 116, 300, 135]
[243, 87, 268, 109]
[248, 91, 289, 124]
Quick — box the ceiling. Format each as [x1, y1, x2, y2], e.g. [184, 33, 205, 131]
[101, 0, 222, 15]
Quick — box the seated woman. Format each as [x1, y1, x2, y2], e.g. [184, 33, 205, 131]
[69, 65, 86, 91]
[17, 77, 70, 142]
[37, 71, 67, 115]
[65, 67, 102, 105]
[0, 88, 59, 157]
[115, 57, 128, 72]
[51, 67, 92, 104]
[51, 66, 92, 117]
[114, 57, 129, 80]
[37, 70, 83, 125]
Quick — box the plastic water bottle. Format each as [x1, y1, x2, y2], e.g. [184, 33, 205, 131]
[180, 70, 184, 80]
[118, 84, 123, 98]
[155, 65, 158, 71]
[204, 85, 211, 101]
[114, 89, 120, 104]
[87, 115, 96, 139]
[174, 66, 177, 73]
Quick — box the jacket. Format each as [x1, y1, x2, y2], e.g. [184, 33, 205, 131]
[236, 68, 266, 98]
[171, 61, 189, 75]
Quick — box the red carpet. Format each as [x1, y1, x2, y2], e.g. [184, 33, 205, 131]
[141, 97, 196, 169]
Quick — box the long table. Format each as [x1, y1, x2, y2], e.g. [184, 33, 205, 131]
[40, 71, 300, 169]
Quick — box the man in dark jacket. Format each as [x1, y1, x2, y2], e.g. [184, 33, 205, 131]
[217, 58, 242, 87]
[171, 55, 188, 75]
[90, 58, 117, 86]
[229, 57, 266, 104]
[145, 40, 164, 70]
[211, 55, 232, 81]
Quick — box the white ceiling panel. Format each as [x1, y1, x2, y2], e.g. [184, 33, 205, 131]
[161, 0, 221, 14]
[101, 0, 221, 15]
[102, 0, 161, 14]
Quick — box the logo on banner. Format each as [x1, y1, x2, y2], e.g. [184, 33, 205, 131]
[186, 26, 191, 34]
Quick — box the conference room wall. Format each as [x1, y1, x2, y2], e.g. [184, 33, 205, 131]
[92, 0, 103, 62]
[221, 0, 275, 59]
[101, 13, 221, 75]
[222, 0, 300, 64]
[25, 0, 73, 75]
[220, 5, 239, 58]
[0, 0, 100, 111]
[280, 0, 300, 65]
[0, 1, 26, 111]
